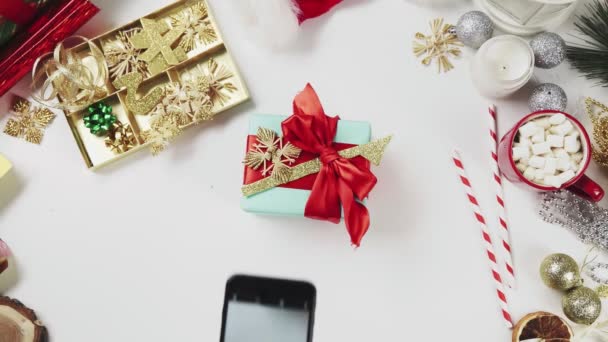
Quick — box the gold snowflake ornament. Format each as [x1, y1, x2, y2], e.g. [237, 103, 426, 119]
[171, 2, 217, 52]
[244, 127, 302, 183]
[413, 18, 462, 73]
[142, 112, 183, 155]
[4, 97, 56, 144]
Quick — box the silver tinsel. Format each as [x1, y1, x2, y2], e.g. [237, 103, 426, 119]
[529, 83, 568, 112]
[539, 191, 608, 251]
[455, 11, 493, 49]
[530, 32, 566, 69]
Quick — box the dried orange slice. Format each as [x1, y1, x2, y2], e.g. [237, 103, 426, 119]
[512, 311, 572, 342]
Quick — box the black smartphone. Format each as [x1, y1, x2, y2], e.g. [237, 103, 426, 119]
[220, 275, 316, 342]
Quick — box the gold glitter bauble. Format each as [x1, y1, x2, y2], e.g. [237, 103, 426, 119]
[540, 254, 581, 291]
[562, 286, 601, 325]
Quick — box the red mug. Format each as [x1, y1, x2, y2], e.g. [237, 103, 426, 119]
[497, 110, 604, 202]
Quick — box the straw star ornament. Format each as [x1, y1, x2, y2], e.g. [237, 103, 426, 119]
[244, 127, 302, 183]
[413, 18, 462, 73]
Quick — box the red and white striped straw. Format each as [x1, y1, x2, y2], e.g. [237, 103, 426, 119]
[488, 105, 516, 289]
[452, 149, 514, 329]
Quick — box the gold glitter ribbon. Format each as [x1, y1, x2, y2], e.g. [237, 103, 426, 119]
[585, 97, 608, 167]
[31, 36, 109, 113]
[241, 135, 392, 197]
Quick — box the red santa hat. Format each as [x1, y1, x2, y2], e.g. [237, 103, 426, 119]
[234, 0, 344, 48]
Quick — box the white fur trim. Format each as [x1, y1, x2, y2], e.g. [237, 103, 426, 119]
[231, 0, 300, 49]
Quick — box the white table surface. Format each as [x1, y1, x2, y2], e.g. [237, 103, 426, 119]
[2, 0, 608, 341]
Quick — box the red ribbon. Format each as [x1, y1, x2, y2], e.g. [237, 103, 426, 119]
[294, 0, 343, 23]
[281, 84, 377, 247]
[0, 0, 39, 26]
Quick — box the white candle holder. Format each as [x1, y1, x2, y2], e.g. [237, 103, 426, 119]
[471, 35, 535, 98]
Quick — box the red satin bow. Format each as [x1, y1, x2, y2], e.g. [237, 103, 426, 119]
[282, 84, 377, 247]
[295, 0, 343, 23]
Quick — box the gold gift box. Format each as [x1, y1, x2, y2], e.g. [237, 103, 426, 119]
[62, 0, 249, 169]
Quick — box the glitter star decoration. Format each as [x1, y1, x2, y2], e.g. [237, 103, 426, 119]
[130, 18, 187, 75]
[585, 97, 608, 167]
[103, 28, 150, 80]
[413, 18, 462, 73]
[3, 97, 55, 144]
[244, 127, 301, 183]
[142, 112, 183, 155]
[171, 2, 217, 53]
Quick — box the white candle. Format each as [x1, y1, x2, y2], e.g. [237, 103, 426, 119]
[471, 35, 535, 98]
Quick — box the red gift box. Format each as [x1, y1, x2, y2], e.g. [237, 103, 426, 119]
[0, 0, 99, 98]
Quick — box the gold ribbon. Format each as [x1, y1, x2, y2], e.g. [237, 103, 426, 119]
[31, 36, 109, 113]
[241, 135, 392, 197]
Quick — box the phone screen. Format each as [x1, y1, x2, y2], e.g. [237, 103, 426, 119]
[220, 275, 315, 342]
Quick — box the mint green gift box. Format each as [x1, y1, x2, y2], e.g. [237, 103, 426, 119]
[241, 114, 371, 216]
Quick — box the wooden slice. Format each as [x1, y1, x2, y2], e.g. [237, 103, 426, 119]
[0, 296, 47, 342]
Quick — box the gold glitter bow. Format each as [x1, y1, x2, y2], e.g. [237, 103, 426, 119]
[31, 36, 109, 112]
[585, 97, 608, 167]
[3, 97, 56, 144]
[242, 135, 393, 196]
[413, 18, 462, 73]
[244, 127, 302, 183]
[105, 121, 137, 154]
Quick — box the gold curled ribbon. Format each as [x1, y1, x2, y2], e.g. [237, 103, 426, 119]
[241, 135, 393, 197]
[105, 121, 137, 155]
[31, 36, 109, 113]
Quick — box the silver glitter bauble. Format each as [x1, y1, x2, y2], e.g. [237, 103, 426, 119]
[540, 254, 581, 291]
[530, 32, 566, 69]
[562, 286, 602, 325]
[529, 83, 567, 112]
[455, 11, 494, 49]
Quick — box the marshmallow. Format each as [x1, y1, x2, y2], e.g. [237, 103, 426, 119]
[549, 113, 567, 125]
[523, 167, 536, 180]
[544, 175, 563, 188]
[560, 170, 576, 183]
[550, 120, 574, 136]
[544, 158, 557, 175]
[535, 169, 546, 181]
[554, 148, 569, 159]
[512, 146, 530, 161]
[532, 142, 551, 155]
[535, 117, 551, 128]
[519, 121, 539, 138]
[564, 135, 581, 153]
[546, 135, 564, 148]
[516, 163, 527, 172]
[519, 137, 532, 147]
[568, 131, 580, 138]
[571, 152, 584, 163]
[529, 156, 546, 168]
[531, 130, 545, 143]
[556, 158, 571, 172]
